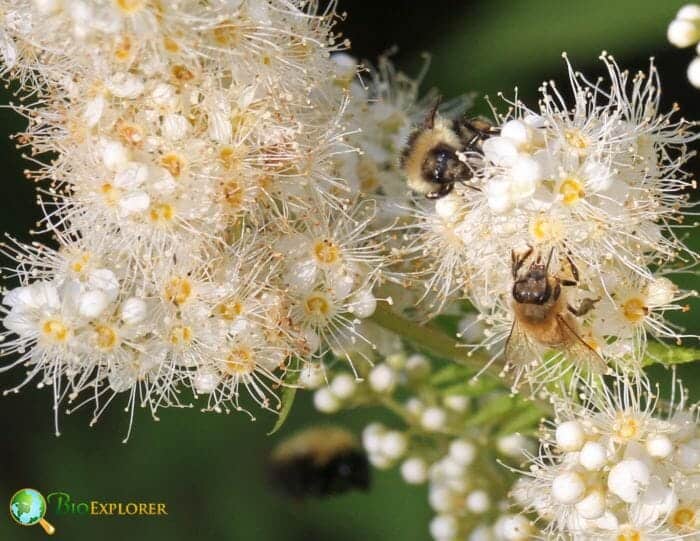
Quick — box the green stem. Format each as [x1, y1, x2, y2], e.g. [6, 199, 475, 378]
[370, 303, 500, 376]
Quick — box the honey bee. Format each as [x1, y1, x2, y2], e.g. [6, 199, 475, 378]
[400, 100, 497, 199]
[505, 247, 604, 373]
[267, 426, 370, 499]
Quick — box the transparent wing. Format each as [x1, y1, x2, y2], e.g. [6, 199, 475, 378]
[504, 320, 539, 369]
[555, 314, 606, 374]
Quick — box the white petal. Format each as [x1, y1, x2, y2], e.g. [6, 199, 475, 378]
[119, 191, 150, 214]
[162, 114, 189, 141]
[285, 258, 318, 293]
[208, 111, 232, 144]
[83, 95, 105, 127]
[100, 139, 129, 172]
[78, 290, 110, 318]
[107, 72, 145, 99]
[482, 136, 519, 166]
[114, 162, 149, 189]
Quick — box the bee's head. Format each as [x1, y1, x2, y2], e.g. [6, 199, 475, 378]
[512, 253, 559, 305]
[421, 143, 469, 186]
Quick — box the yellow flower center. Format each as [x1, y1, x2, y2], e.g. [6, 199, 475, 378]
[616, 529, 641, 541]
[559, 178, 585, 205]
[69, 252, 91, 274]
[42, 319, 69, 343]
[224, 347, 255, 375]
[160, 153, 184, 178]
[115, 0, 145, 14]
[163, 36, 180, 53]
[672, 507, 697, 531]
[169, 325, 193, 346]
[313, 239, 340, 265]
[622, 297, 648, 324]
[614, 414, 640, 441]
[95, 324, 118, 350]
[218, 145, 248, 170]
[304, 294, 331, 317]
[100, 183, 120, 206]
[115, 119, 143, 147]
[565, 129, 589, 151]
[114, 34, 133, 62]
[164, 277, 192, 306]
[171, 65, 194, 84]
[215, 301, 243, 320]
[529, 213, 562, 243]
[221, 179, 244, 208]
[149, 203, 175, 223]
[212, 20, 243, 46]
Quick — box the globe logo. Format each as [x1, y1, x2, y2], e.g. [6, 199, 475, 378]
[9, 488, 56, 535]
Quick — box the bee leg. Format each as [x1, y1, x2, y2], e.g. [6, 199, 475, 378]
[426, 182, 453, 199]
[561, 279, 578, 287]
[567, 297, 600, 317]
[565, 253, 580, 282]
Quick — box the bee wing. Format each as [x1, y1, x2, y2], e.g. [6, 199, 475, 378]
[504, 319, 539, 368]
[555, 314, 606, 374]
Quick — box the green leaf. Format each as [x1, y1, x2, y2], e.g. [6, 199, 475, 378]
[441, 377, 501, 397]
[464, 393, 517, 427]
[267, 364, 301, 436]
[644, 343, 700, 367]
[497, 405, 545, 437]
[430, 364, 474, 386]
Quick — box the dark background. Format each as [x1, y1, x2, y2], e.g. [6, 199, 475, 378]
[1, 2, 699, 540]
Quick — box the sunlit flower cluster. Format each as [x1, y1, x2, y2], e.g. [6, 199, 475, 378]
[512, 375, 700, 540]
[406, 54, 698, 390]
[0, 0, 403, 438]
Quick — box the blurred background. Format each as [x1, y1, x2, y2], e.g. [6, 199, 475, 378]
[1, 1, 699, 539]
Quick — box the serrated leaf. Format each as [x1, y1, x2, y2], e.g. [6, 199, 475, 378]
[644, 343, 700, 367]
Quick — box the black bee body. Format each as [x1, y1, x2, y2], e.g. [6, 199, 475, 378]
[268, 426, 370, 499]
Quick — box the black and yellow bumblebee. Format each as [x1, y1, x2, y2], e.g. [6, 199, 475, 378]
[400, 101, 498, 199]
[268, 426, 370, 499]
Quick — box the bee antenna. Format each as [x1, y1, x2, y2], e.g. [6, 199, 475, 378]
[545, 247, 555, 271]
[425, 96, 443, 129]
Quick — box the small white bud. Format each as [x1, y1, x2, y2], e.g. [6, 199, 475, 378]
[162, 114, 189, 141]
[551, 471, 586, 504]
[78, 290, 110, 319]
[298, 362, 324, 389]
[556, 420, 586, 452]
[466, 490, 491, 514]
[494, 514, 532, 541]
[429, 514, 458, 541]
[677, 4, 700, 22]
[386, 353, 406, 370]
[330, 373, 356, 400]
[434, 195, 461, 219]
[497, 434, 532, 458]
[368, 453, 392, 470]
[405, 397, 424, 416]
[101, 139, 129, 171]
[575, 489, 606, 520]
[313, 387, 340, 413]
[668, 18, 700, 48]
[362, 423, 386, 454]
[443, 394, 469, 413]
[350, 289, 377, 318]
[369, 364, 397, 393]
[579, 441, 607, 471]
[421, 407, 447, 431]
[675, 440, 700, 469]
[400, 457, 428, 484]
[688, 56, 700, 88]
[607, 459, 650, 503]
[380, 431, 408, 460]
[193, 370, 219, 394]
[405, 353, 430, 379]
[449, 439, 477, 466]
[646, 434, 673, 459]
[429, 485, 457, 513]
[121, 297, 148, 325]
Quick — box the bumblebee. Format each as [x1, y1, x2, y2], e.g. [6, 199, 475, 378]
[268, 426, 370, 499]
[505, 247, 603, 372]
[400, 101, 497, 199]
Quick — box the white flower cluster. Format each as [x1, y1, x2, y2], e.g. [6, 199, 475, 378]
[311, 346, 544, 541]
[513, 375, 700, 540]
[668, 4, 700, 88]
[0, 0, 405, 438]
[409, 54, 697, 389]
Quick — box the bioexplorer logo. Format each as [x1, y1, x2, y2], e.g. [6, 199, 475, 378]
[10, 489, 168, 535]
